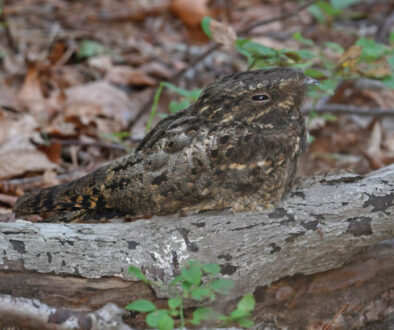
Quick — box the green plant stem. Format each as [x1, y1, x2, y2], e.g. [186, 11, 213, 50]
[146, 82, 164, 134]
[179, 298, 185, 329]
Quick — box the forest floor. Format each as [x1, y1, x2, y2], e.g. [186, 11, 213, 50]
[0, 0, 393, 221]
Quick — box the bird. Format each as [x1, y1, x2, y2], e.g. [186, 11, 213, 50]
[14, 68, 316, 222]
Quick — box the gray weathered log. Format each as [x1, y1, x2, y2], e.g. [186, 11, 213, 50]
[1, 164, 393, 300]
[0, 294, 132, 330]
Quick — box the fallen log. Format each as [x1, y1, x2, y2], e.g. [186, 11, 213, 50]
[0, 164, 393, 328]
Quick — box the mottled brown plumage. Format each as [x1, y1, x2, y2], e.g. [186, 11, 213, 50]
[14, 68, 315, 222]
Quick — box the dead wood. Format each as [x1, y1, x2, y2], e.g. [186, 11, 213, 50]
[0, 164, 393, 328]
[0, 295, 132, 330]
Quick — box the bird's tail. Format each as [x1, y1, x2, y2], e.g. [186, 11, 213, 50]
[13, 167, 108, 218]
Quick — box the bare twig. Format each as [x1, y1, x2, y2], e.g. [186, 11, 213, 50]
[130, 0, 319, 129]
[302, 104, 394, 117]
[322, 303, 349, 330]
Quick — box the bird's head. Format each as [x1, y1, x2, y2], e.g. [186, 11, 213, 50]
[194, 68, 317, 127]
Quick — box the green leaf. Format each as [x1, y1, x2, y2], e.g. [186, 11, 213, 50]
[319, 78, 339, 92]
[146, 82, 164, 133]
[237, 293, 255, 313]
[128, 266, 148, 282]
[322, 113, 338, 122]
[229, 308, 247, 320]
[316, 1, 341, 17]
[382, 75, 394, 89]
[77, 39, 104, 60]
[169, 275, 183, 286]
[228, 293, 255, 320]
[236, 39, 277, 58]
[235, 38, 250, 47]
[209, 278, 234, 294]
[331, 0, 360, 9]
[181, 263, 203, 285]
[125, 299, 156, 313]
[163, 82, 202, 101]
[307, 5, 325, 23]
[387, 55, 394, 69]
[390, 32, 394, 45]
[305, 68, 326, 79]
[203, 263, 221, 275]
[158, 314, 174, 330]
[146, 310, 171, 328]
[189, 307, 222, 325]
[169, 99, 190, 113]
[295, 49, 317, 59]
[201, 16, 212, 39]
[168, 297, 182, 310]
[237, 316, 254, 328]
[356, 37, 387, 62]
[292, 61, 314, 69]
[293, 32, 314, 46]
[112, 131, 130, 139]
[168, 309, 179, 317]
[191, 287, 214, 301]
[181, 281, 193, 292]
[321, 57, 336, 71]
[325, 41, 344, 54]
[307, 134, 316, 144]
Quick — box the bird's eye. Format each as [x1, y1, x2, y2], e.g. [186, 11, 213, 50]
[252, 94, 270, 101]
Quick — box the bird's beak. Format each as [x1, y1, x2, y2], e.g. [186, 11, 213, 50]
[304, 76, 319, 86]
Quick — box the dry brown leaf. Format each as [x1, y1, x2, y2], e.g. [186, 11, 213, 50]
[209, 19, 237, 48]
[0, 137, 57, 180]
[170, 0, 213, 28]
[46, 118, 78, 138]
[36, 140, 62, 164]
[42, 169, 61, 186]
[17, 64, 46, 114]
[362, 88, 394, 109]
[140, 62, 172, 80]
[0, 84, 21, 110]
[360, 62, 392, 79]
[232, 5, 281, 33]
[0, 111, 38, 144]
[88, 56, 113, 73]
[48, 42, 67, 65]
[106, 66, 157, 86]
[337, 45, 362, 69]
[384, 131, 394, 153]
[365, 121, 385, 169]
[0, 108, 57, 179]
[0, 107, 60, 180]
[63, 81, 135, 135]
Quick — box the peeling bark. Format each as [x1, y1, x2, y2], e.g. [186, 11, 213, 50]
[0, 165, 393, 329]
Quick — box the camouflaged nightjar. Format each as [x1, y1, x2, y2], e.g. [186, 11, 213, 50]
[14, 68, 316, 222]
